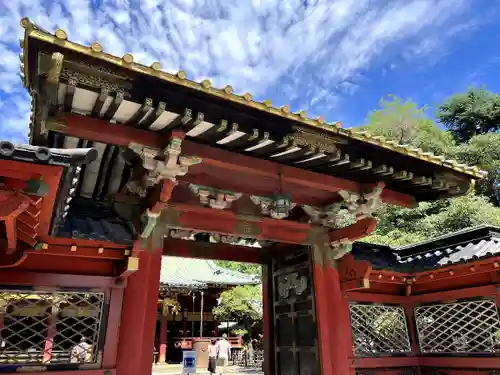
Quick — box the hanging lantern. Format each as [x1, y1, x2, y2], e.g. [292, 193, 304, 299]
[270, 194, 292, 219]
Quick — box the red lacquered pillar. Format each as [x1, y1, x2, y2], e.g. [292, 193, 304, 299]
[312, 245, 353, 375]
[43, 304, 59, 364]
[158, 304, 168, 363]
[116, 248, 163, 375]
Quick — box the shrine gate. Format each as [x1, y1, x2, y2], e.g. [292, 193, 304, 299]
[0, 17, 496, 375]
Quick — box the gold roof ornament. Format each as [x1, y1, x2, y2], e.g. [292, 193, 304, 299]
[90, 42, 103, 53]
[122, 53, 134, 64]
[18, 17, 488, 179]
[55, 29, 67, 40]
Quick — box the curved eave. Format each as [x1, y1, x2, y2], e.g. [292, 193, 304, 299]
[19, 18, 486, 182]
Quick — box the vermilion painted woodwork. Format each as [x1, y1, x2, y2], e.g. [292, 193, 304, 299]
[351, 357, 419, 368]
[37, 236, 130, 249]
[163, 238, 266, 264]
[116, 248, 163, 375]
[329, 217, 377, 243]
[0, 270, 120, 288]
[418, 356, 500, 369]
[53, 114, 165, 148]
[43, 308, 57, 363]
[162, 203, 380, 247]
[181, 139, 415, 208]
[347, 285, 498, 304]
[338, 254, 372, 292]
[102, 287, 125, 368]
[313, 260, 353, 375]
[159, 314, 168, 362]
[56, 114, 416, 208]
[27, 244, 126, 260]
[0, 159, 63, 237]
[19, 254, 116, 276]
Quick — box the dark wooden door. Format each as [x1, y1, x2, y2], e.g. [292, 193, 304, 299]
[270, 247, 320, 375]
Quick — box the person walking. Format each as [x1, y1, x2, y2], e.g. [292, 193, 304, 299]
[207, 339, 217, 375]
[215, 334, 231, 375]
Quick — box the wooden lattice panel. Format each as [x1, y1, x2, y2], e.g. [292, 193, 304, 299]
[349, 303, 411, 355]
[0, 289, 106, 368]
[414, 298, 500, 354]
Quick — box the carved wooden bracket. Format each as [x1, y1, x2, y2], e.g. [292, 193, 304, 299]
[128, 137, 202, 195]
[302, 203, 342, 227]
[338, 182, 385, 219]
[328, 217, 378, 260]
[188, 184, 242, 210]
[249, 195, 297, 219]
[0, 190, 31, 252]
[302, 182, 385, 227]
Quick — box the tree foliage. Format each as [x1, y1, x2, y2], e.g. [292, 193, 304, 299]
[368, 195, 500, 247]
[363, 95, 454, 154]
[437, 88, 500, 143]
[212, 285, 262, 325]
[361, 93, 500, 246]
[212, 261, 262, 329]
[446, 133, 500, 205]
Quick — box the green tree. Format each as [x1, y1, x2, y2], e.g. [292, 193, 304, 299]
[367, 194, 500, 247]
[437, 88, 500, 143]
[446, 133, 500, 205]
[363, 95, 454, 154]
[214, 261, 262, 276]
[212, 285, 262, 325]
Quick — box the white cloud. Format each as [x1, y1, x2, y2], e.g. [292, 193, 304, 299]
[0, 0, 477, 142]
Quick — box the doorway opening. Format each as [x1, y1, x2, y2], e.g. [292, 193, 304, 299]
[152, 254, 264, 374]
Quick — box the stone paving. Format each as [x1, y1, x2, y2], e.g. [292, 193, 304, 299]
[152, 364, 263, 375]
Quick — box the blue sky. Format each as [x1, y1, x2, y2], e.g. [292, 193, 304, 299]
[1, 0, 499, 143]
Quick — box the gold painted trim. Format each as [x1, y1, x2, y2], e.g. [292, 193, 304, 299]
[20, 18, 486, 179]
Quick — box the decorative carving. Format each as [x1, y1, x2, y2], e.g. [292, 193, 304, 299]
[277, 272, 307, 299]
[284, 127, 346, 153]
[188, 184, 242, 210]
[250, 195, 296, 219]
[338, 182, 385, 219]
[302, 203, 342, 227]
[46, 52, 64, 85]
[128, 138, 202, 191]
[60, 68, 126, 92]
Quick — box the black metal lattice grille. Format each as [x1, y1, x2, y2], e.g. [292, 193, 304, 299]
[0, 289, 105, 366]
[349, 303, 411, 355]
[414, 298, 500, 353]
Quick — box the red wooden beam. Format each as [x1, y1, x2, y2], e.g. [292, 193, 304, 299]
[350, 356, 419, 368]
[37, 235, 129, 249]
[329, 217, 377, 243]
[0, 270, 120, 288]
[408, 284, 498, 304]
[51, 114, 165, 148]
[27, 243, 127, 260]
[54, 114, 416, 208]
[161, 203, 380, 247]
[163, 238, 266, 264]
[419, 356, 500, 369]
[102, 287, 125, 368]
[346, 291, 408, 304]
[182, 140, 416, 208]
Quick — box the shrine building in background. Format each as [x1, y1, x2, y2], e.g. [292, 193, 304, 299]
[0, 16, 497, 375]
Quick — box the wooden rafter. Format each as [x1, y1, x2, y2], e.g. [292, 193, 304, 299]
[47, 113, 417, 208]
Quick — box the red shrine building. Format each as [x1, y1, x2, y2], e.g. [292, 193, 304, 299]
[0, 17, 496, 375]
[155, 256, 258, 363]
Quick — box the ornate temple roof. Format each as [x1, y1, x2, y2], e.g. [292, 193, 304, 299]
[159, 256, 260, 290]
[351, 225, 500, 272]
[20, 18, 486, 203]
